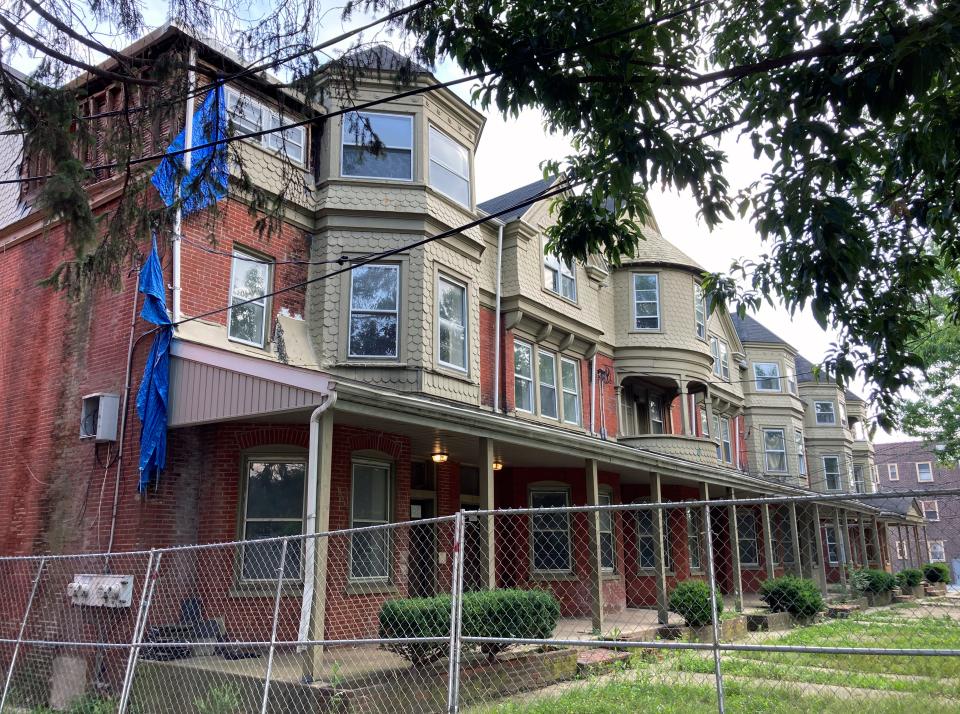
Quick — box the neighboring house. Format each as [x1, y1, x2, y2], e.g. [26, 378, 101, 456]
[0, 25, 918, 649]
[877, 442, 959, 583]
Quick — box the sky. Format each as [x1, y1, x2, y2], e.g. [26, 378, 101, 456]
[6, 3, 914, 441]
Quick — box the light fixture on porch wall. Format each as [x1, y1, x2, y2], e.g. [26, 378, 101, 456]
[431, 452, 449, 464]
[493, 460, 503, 471]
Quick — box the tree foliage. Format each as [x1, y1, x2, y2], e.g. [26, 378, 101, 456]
[3, 0, 960, 427]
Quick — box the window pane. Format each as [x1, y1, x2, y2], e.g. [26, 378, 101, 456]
[532, 531, 570, 571]
[232, 255, 268, 301]
[539, 352, 558, 418]
[350, 529, 390, 579]
[343, 112, 412, 148]
[229, 302, 265, 345]
[246, 461, 305, 518]
[531, 490, 567, 510]
[438, 278, 467, 368]
[429, 127, 469, 175]
[242, 521, 303, 580]
[352, 463, 390, 521]
[342, 145, 412, 179]
[349, 314, 398, 357]
[351, 265, 398, 311]
[514, 342, 532, 377]
[430, 161, 470, 205]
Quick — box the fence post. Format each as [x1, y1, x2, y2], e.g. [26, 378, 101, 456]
[446, 510, 466, 714]
[261, 538, 289, 714]
[0, 557, 46, 711]
[118, 550, 162, 714]
[703, 504, 726, 714]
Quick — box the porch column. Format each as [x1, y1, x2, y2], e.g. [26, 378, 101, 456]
[678, 385, 691, 435]
[478, 437, 496, 589]
[871, 517, 883, 568]
[811, 505, 829, 595]
[913, 525, 924, 566]
[858, 516, 869, 568]
[833, 509, 848, 592]
[306, 409, 334, 678]
[761, 502, 776, 580]
[897, 524, 907, 567]
[789, 502, 803, 576]
[652, 472, 670, 625]
[585, 458, 604, 634]
[727, 488, 744, 612]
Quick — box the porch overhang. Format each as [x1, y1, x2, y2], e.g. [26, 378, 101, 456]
[168, 339, 335, 427]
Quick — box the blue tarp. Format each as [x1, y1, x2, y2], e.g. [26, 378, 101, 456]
[151, 84, 228, 215]
[136, 238, 172, 492]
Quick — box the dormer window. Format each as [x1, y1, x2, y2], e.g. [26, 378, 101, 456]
[428, 126, 470, 206]
[544, 246, 577, 301]
[226, 88, 306, 165]
[633, 273, 660, 330]
[341, 111, 413, 180]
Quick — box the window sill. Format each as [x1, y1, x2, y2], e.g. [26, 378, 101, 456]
[344, 582, 399, 596]
[336, 360, 409, 368]
[627, 328, 663, 335]
[433, 364, 473, 383]
[529, 571, 579, 582]
[540, 287, 581, 309]
[230, 582, 303, 598]
[602, 572, 620, 581]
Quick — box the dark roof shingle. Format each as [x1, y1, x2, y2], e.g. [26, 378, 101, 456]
[477, 176, 557, 222]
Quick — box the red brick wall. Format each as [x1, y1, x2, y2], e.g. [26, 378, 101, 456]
[479, 306, 497, 408]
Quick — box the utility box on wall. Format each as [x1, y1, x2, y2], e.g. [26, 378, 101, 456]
[66, 574, 134, 608]
[79, 393, 119, 442]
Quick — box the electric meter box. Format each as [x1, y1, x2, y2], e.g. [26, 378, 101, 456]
[67, 574, 133, 608]
[79, 393, 120, 442]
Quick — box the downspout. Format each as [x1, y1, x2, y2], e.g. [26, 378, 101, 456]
[492, 223, 504, 412]
[298, 389, 338, 645]
[171, 45, 196, 323]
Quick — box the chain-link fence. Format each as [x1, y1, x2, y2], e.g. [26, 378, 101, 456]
[1, 490, 958, 713]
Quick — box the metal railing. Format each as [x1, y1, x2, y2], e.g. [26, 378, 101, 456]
[0, 490, 956, 713]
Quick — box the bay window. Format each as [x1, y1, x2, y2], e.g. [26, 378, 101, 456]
[514, 340, 534, 412]
[437, 275, 467, 371]
[538, 350, 559, 419]
[544, 250, 577, 301]
[341, 111, 413, 180]
[560, 358, 581, 425]
[429, 126, 470, 205]
[349, 264, 400, 358]
[695, 286, 706, 339]
[814, 401, 836, 425]
[753, 362, 781, 392]
[823, 455, 842, 491]
[763, 429, 787, 472]
[633, 273, 660, 330]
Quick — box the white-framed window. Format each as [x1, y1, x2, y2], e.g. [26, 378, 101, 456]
[560, 358, 581, 425]
[736, 510, 759, 567]
[687, 507, 703, 572]
[341, 111, 413, 180]
[753, 362, 781, 392]
[872, 465, 880, 486]
[824, 526, 839, 564]
[428, 125, 470, 205]
[786, 365, 798, 395]
[636, 507, 672, 571]
[719, 341, 730, 380]
[349, 263, 400, 358]
[917, 462, 934, 482]
[777, 510, 795, 565]
[228, 250, 271, 347]
[720, 417, 732, 463]
[823, 455, 842, 491]
[650, 396, 665, 434]
[225, 88, 306, 164]
[795, 429, 807, 477]
[437, 275, 467, 371]
[599, 492, 616, 572]
[895, 541, 907, 560]
[763, 429, 787, 472]
[240, 456, 306, 581]
[694, 285, 706, 339]
[699, 407, 710, 438]
[544, 251, 577, 301]
[839, 401, 847, 428]
[887, 463, 899, 481]
[538, 350, 559, 419]
[929, 541, 946, 563]
[853, 420, 868, 441]
[814, 401, 836, 425]
[633, 273, 660, 330]
[530, 488, 572, 573]
[350, 460, 392, 581]
[853, 465, 865, 493]
[513, 340, 534, 413]
[921, 500, 940, 521]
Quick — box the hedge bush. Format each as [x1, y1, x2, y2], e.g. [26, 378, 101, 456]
[378, 588, 561, 666]
[924, 562, 951, 584]
[668, 581, 722, 627]
[759, 576, 824, 617]
[896, 568, 924, 588]
[852, 568, 897, 594]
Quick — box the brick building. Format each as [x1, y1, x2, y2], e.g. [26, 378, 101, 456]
[876, 441, 959, 584]
[0, 25, 923, 665]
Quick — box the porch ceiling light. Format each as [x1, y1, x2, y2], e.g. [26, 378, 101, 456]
[492, 461, 504, 471]
[431, 452, 449, 464]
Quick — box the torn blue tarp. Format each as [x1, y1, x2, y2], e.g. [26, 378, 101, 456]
[136, 238, 172, 492]
[151, 84, 228, 215]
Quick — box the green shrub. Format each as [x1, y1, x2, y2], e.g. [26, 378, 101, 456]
[896, 568, 924, 588]
[924, 562, 951, 584]
[379, 588, 561, 665]
[668, 581, 722, 627]
[194, 685, 241, 714]
[852, 568, 897, 594]
[759, 575, 824, 617]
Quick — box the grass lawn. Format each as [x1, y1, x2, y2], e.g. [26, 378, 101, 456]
[477, 607, 960, 713]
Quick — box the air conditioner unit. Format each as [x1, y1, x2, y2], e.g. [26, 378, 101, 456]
[80, 393, 120, 442]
